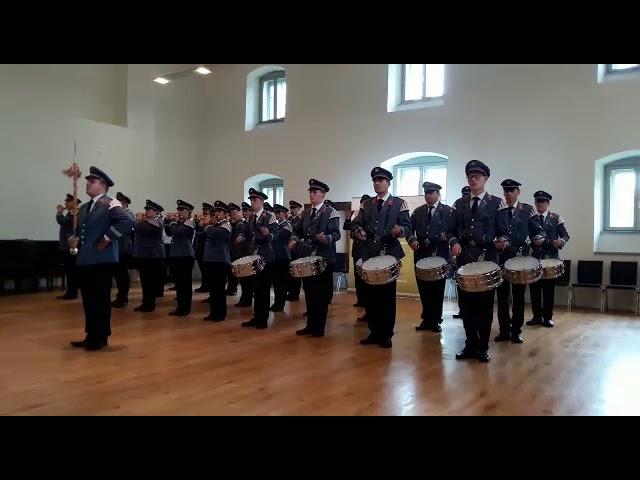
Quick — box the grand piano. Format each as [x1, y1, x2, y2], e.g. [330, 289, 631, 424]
[0, 240, 64, 294]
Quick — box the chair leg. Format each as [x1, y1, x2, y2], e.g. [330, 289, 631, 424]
[636, 289, 640, 317]
[567, 286, 573, 312]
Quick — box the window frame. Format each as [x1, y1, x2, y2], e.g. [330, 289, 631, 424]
[392, 157, 448, 201]
[258, 71, 286, 124]
[400, 64, 444, 105]
[606, 64, 640, 76]
[259, 178, 285, 206]
[604, 157, 640, 232]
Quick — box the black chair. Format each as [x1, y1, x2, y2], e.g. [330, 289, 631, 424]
[334, 253, 349, 291]
[570, 260, 605, 312]
[554, 260, 572, 311]
[604, 261, 639, 314]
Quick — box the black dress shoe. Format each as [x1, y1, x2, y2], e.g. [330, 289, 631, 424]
[111, 299, 128, 308]
[255, 322, 268, 329]
[241, 319, 257, 327]
[455, 349, 477, 360]
[378, 339, 393, 348]
[311, 332, 325, 338]
[360, 336, 378, 345]
[526, 318, 543, 326]
[70, 339, 88, 348]
[477, 351, 491, 363]
[494, 333, 511, 342]
[269, 304, 284, 312]
[431, 324, 443, 333]
[542, 319, 555, 328]
[195, 287, 209, 293]
[135, 305, 155, 313]
[286, 295, 299, 302]
[453, 313, 462, 319]
[296, 327, 311, 336]
[303, 311, 308, 316]
[84, 341, 107, 351]
[511, 334, 524, 343]
[415, 323, 431, 331]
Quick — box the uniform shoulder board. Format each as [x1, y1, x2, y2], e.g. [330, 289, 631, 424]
[268, 212, 277, 225]
[557, 215, 565, 225]
[219, 220, 232, 232]
[399, 198, 409, 212]
[498, 203, 509, 211]
[184, 218, 196, 229]
[108, 198, 122, 210]
[329, 207, 340, 220]
[283, 221, 293, 232]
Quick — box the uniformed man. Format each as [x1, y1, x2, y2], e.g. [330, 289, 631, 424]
[286, 200, 303, 302]
[199, 201, 232, 321]
[194, 202, 213, 294]
[235, 201, 255, 307]
[133, 199, 166, 313]
[450, 160, 505, 362]
[351, 167, 411, 349]
[242, 188, 277, 329]
[270, 204, 293, 312]
[225, 202, 244, 297]
[111, 192, 135, 308]
[452, 186, 471, 319]
[55, 193, 81, 300]
[68, 166, 133, 351]
[494, 179, 544, 343]
[264, 202, 274, 213]
[528, 190, 570, 328]
[408, 182, 456, 333]
[164, 200, 196, 316]
[289, 179, 341, 337]
[344, 194, 371, 318]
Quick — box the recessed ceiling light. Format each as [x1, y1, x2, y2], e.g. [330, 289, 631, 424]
[153, 77, 171, 85]
[195, 67, 212, 75]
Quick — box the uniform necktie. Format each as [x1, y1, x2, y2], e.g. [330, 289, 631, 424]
[471, 197, 480, 215]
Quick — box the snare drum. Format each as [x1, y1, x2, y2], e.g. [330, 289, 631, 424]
[231, 255, 265, 278]
[361, 255, 402, 286]
[290, 256, 326, 278]
[457, 261, 503, 292]
[503, 256, 542, 285]
[540, 258, 565, 280]
[415, 257, 449, 282]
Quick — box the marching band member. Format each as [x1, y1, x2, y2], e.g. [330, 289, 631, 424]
[164, 200, 196, 316]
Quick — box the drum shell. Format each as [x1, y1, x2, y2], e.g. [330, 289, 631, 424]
[361, 256, 402, 286]
[456, 262, 503, 292]
[540, 259, 565, 280]
[290, 256, 327, 278]
[231, 255, 266, 278]
[502, 258, 542, 285]
[415, 259, 449, 282]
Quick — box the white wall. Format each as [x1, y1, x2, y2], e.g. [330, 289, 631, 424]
[0, 64, 207, 241]
[200, 64, 640, 310]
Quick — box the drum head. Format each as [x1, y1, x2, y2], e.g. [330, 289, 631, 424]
[232, 255, 261, 266]
[362, 255, 397, 271]
[416, 257, 447, 269]
[458, 261, 500, 276]
[291, 256, 322, 265]
[504, 256, 541, 271]
[541, 259, 563, 268]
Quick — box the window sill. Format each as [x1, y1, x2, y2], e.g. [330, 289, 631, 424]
[594, 230, 640, 254]
[390, 97, 444, 113]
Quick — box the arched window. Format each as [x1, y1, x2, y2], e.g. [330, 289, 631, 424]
[604, 156, 640, 231]
[392, 156, 448, 201]
[259, 177, 284, 206]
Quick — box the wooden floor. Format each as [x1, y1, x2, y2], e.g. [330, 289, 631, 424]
[1, 286, 640, 416]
